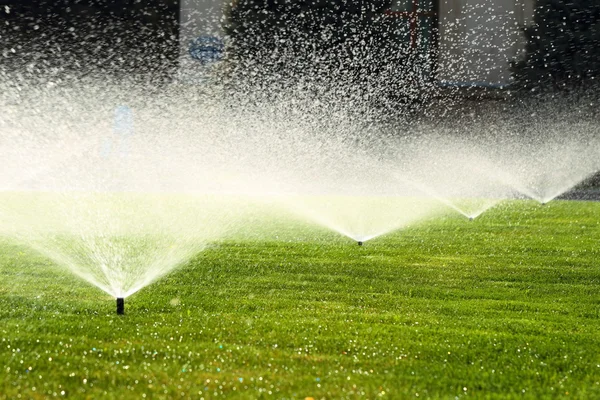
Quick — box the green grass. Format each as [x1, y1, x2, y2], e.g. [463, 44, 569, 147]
[1, 200, 600, 399]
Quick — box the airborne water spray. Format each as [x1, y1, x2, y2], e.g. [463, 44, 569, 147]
[114, 105, 132, 317]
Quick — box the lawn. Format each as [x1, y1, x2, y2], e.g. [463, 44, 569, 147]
[1, 200, 600, 399]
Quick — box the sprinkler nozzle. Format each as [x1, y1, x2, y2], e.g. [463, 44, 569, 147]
[541, 202, 546, 206]
[357, 241, 363, 246]
[469, 217, 474, 221]
[117, 297, 124, 315]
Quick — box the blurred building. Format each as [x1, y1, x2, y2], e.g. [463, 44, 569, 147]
[436, 0, 535, 87]
[180, 0, 535, 87]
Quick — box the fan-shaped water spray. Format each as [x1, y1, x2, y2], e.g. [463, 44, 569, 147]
[0, 92, 250, 309]
[1, 74, 600, 314]
[485, 121, 600, 204]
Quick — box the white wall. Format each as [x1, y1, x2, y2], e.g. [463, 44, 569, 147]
[438, 0, 535, 86]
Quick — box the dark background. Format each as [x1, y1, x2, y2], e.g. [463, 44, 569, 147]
[0, 0, 180, 78]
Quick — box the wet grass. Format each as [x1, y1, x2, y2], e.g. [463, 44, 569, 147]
[1, 200, 600, 399]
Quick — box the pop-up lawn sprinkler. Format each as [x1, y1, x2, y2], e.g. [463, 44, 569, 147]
[117, 298, 125, 315]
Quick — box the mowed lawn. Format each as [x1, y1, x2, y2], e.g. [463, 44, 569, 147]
[1, 200, 600, 399]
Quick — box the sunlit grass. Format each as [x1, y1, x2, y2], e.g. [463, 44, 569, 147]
[1, 200, 600, 399]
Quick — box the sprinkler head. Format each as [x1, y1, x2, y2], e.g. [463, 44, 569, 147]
[116, 297, 125, 315]
[541, 202, 546, 206]
[469, 217, 474, 221]
[357, 241, 363, 246]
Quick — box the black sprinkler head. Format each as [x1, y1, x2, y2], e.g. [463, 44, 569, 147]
[469, 217, 474, 221]
[117, 297, 125, 315]
[357, 241, 363, 246]
[541, 202, 546, 206]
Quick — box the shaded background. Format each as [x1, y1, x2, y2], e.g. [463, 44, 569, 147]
[0, 0, 179, 78]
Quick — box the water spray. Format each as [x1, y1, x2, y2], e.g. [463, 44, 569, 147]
[116, 297, 125, 315]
